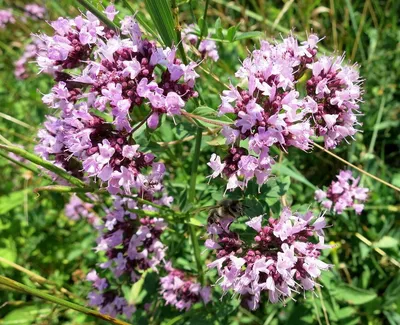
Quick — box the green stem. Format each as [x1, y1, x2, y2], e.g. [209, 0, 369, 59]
[0, 151, 40, 175]
[0, 276, 130, 325]
[171, 0, 188, 65]
[361, 95, 386, 186]
[34, 185, 94, 193]
[187, 128, 204, 284]
[196, 0, 210, 46]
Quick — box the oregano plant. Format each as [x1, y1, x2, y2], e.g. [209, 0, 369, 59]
[0, 0, 399, 324]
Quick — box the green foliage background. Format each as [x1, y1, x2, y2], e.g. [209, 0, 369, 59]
[0, 0, 399, 324]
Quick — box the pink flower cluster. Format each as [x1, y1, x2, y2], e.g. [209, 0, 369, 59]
[0, 9, 15, 29]
[182, 24, 219, 62]
[95, 195, 168, 281]
[88, 188, 171, 318]
[160, 262, 211, 311]
[206, 207, 331, 309]
[14, 38, 46, 79]
[87, 269, 135, 318]
[209, 34, 362, 191]
[64, 194, 100, 225]
[315, 170, 369, 214]
[35, 7, 198, 195]
[24, 4, 46, 20]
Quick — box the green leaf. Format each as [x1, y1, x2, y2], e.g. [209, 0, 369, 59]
[0, 238, 17, 267]
[272, 163, 316, 189]
[187, 217, 203, 227]
[198, 17, 208, 39]
[259, 176, 290, 206]
[0, 189, 27, 215]
[214, 18, 223, 39]
[337, 306, 357, 320]
[144, 0, 176, 47]
[129, 270, 149, 304]
[373, 236, 398, 249]
[2, 305, 53, 325]
[191, 106, 233, 128]
[384, 275, 400, 305]
[333, 283, 377, 305]
[226, 25, 238, 42]
[234, 31, 264, 41]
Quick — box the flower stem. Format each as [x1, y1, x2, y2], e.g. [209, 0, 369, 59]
[312, 142, 400, 192]
[0, 275, 130, 325]
[196, 0, 210, 47]
[187, 128, 204, 284]
[171, 0, 188, 65]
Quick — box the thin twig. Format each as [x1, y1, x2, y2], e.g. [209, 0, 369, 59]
[0, 276, 129, 325]
[157, 128, 220, 147]
[197, 65, 230, 88]
[313, 142, 400, 192]
[0, 257, 80, 300]
[0, 112, 35, 130]
[316, 286, 330, 325]
[355, 233, 400, 268]
[181, 111, 232, 127]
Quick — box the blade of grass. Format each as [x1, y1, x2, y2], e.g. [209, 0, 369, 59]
[144, 0, 176, 47]
[0, 151, 41, 175]
[211, 0, 329, 52]
[344, 0, 366, 61]
[186, 128, 205, 285]
[329, 0, 338, 50]
[355, 233, 400, 269]
[0, 275, 130, 325]
[361, 95, 386, 186]
[34, 185, 94, 193]
[0, 112, 35, 130]
[0, 144, 86, 188]
[272, 0, 294, 31]
[197, 0, 210, 45]
[351, 0, 369, 61]
[0, 256, 79, 300]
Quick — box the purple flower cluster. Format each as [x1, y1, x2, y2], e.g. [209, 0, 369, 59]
[206, 207, 330, 310]
[35, 8, 198, 195]
[182, 24, 219, 62]
[95, 195, 168, 281]
[24, 3, 46, 20]
[87, 269, 135, 318]
[64, 194, 100, 225]
[14, 38, 46, 79]
[315, 170, 369, 214]
[0, 9, 15, 29]
[88, 187, 171, 318]
[160, 262, 211, 311]
[209, 34, 362, 191]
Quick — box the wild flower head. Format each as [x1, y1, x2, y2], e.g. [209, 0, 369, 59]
[34, 6, 198, 195]
[208, 34, 363, 192]
[206, 207, 331, 310]
[315, 170, 369, 214]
